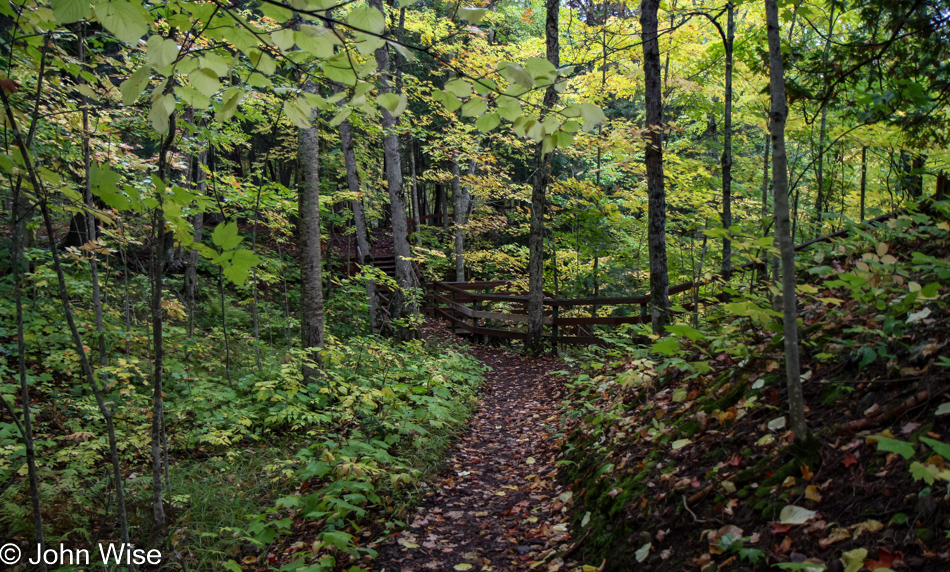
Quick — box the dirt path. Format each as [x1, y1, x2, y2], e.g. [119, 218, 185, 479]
[373, 346, 580, 572]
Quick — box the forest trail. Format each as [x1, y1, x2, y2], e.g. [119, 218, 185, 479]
[373, 340, 580, 572]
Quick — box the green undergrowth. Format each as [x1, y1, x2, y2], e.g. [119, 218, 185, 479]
[554, 200, 950, 571]
[0, 250, 486, 571]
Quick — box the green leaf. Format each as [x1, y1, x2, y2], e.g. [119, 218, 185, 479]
[120, 65, 151, 106]
[579, 102, 607, 131]
[248, 50, 276, 75]
[936, 402, 950, 416]
[524, 57, 556, 82]
[500, 63, 533, 89]
[376, 92, 408, 118]
[322, 53, 357, 86]
[453, 565, 472, 571]
[189, 67, 221, 97]
[347, 6, 385, 34]
[147, 36, 179, 69]
[353, 32, 386, 55]
[260, 1, 292, 21]
[868, 435, 915, 459]
[634, 542, 651, 563]
[52, 0, 90, 24]
[90, 163, 129, 210]
[910, 461, 936, 485]
[297, 25, 338, 58]
[320, 530, 354, 551]
[921, 437, 950, 460]
[553, 130, 573, 148]
[445, 79, 472, 99]
[665, 324, 705, 342]
[149, 93, 176, 134]
[216, 87, 245, 123]
[284, 97, 313, 129]
[432, 90, 462, 112]
[475, 112, 500, 133]
[222, 560, 243, 572]
[223, 249, 261, 285]
[94, 1, 149, 45]
[271, 29, 296, 51]
[461, 98, 487, 117]
[457, 6, 487, 23]
[212, 222, 243, 250]
[200, 53, 230, 76]
[651, 339, 680, 356]
[328, 108, 352, 127]
[175, 85, 211, 109]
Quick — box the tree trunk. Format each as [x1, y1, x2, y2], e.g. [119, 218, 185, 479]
[766, 0, 812, 448]
[371, 0, 417, 340]
[760, 124, 772, 283]
[860, 146, 867, 221]
[720, 3, 735, 278]
[527, 0, 560, 354]
[8, 129, 47, 572]
[813, 1, 836, 236]
[642, 0, 671, 334]
[298, 82, 325, 378]
[184, 149, 206, 337]
[409, 137, 422, 246]
[339, 117, 387, 334]
[452, 159, 465, 281]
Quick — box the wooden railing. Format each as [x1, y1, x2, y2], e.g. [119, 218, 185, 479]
[424, 210, 904, 346]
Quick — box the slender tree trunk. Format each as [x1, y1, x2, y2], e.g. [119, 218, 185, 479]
[860, 146, 867, 222]
[372, 0, 416, 340]
[720, 4, 735, 278]
[642, 0, 671, 333]
[339, 117, 387, 334]
[814, 1, 836, 235]
[220, 267, 233, 387]
[452, 158, 465, 281]
[185, 149, 206, 337]
[8, 136, 46, 572]
[766, 0, 812, 448]
[250, 181, 263, 369]
[149, 112, 177, 535]
[761, 124, 773, 283]
[409, 138, 422, 247]
[298, 83, 325, 378]
[527, 0, 560, 354]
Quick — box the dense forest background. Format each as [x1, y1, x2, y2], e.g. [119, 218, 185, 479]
[1, 0, 949, 569]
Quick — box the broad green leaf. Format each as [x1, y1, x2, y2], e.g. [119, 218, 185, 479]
[353, 32, 386, 55]
[222, 560, 243, 572]
[500, 63, 533, 89]
[90, 163, 128, 210]
[200, 53, 230, 76]
[329, 108, 352, 127]
[472, 78, 496, 94]
[260, 1, 291, 21]
[525, 119, 544, 141]
[149, 93, 176, 134]
[271, 29, 296, 51]
[397, 0, 418, 6]
[347, 6, 385, 35]
[389, 40, 416, 62]
[248, 50, 276, 75]
[445, 79, 472, 99]
[634, 542, 651, 563]
[921, 437, 950, 460]
[475, 112, 500, 133]
[554, 130, 573, 148]
[189, 67, 220, 97]
[524, 57, 556, 82]
[579, 102, 607, 131]
[297, 25, 338, 58]
[461, 98, 487, 117]
[94, 1, 149, 45]
[222, 25, 259, 55]
[284, 97, 312, 129]
[212, 221, 243, 250]
[120, 65, 151, 106]
[542, 114, 560, 133]
[840, 548, 868, 572]
[175, 85, 210, 109]
[651, 338, 680, 356]
[665, 324, 705, 341]
[432, 90, 462, 112]
[541, 133, 554, 154]
[868, 435, 915, 459]
[216, 87, 245, 122]
[322, 53, 357, 86]
[147, 36, 179, 69]
[457, 6, 487, 23]
[320, 530, 354, 551]
[377, 92, 407, 118]
[223, 249, 261, 285]
[52, 0, 89, 24]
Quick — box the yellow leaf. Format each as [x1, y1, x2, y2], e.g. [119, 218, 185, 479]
[805, 485, 822, 502]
